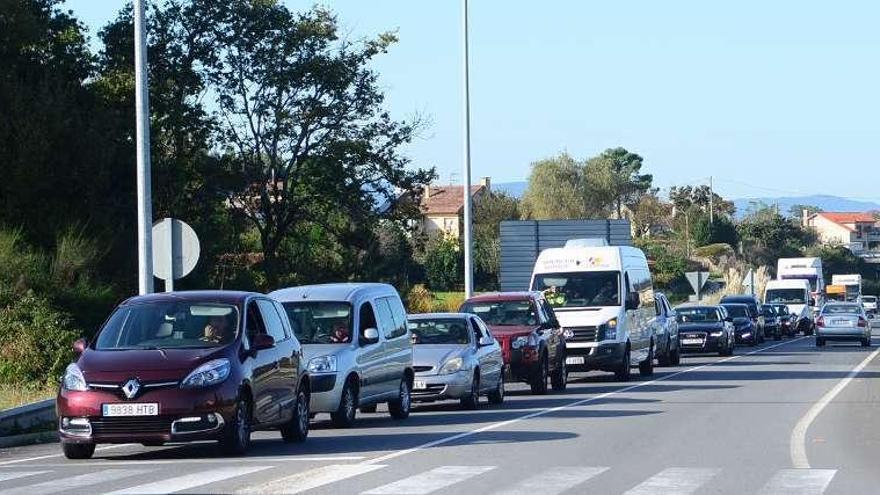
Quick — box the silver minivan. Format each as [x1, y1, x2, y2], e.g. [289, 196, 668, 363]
[270, 283, 414, 427]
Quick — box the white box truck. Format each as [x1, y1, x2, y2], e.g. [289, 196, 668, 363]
[777, 257, 824, 319]
[831, 274, 862, 303]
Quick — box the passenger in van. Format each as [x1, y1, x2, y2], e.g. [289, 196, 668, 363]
[593, 279, 618, 306]
[330, 323, 351, 343]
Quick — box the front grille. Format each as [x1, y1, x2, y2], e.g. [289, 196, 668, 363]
[567, 326, 599, 343]
[413, 366, 433, 373]
[412, 384, 445, 396]
[90, 416, 173, 435]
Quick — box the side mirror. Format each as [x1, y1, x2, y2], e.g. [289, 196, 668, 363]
[361, 328, 380, 346]
[625, 292, 640, 311]
[72, 338, 87, 355]
[479, 336, 495, 347]
[252, 334, 275, 351]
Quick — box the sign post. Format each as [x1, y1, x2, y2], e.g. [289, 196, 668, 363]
[743, 269, 756, 297]
[686, 271, 710, 301]
[152, 218, 200, 292]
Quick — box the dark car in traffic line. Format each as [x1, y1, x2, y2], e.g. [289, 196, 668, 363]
[721, 303, 759, 346]
[654, 292, 681, 366]
[762, 304, 782, 341]
[720, 295, 765, 343]
[769, 303, 794, 337]
[675, 305, 735, 356]
[57, 291, 311, 459]
[460, 292, 567, 395]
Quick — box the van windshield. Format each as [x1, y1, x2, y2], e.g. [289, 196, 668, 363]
[532, 271, 620, 308]
[765, 289, 807, 304]
[95, 302, 238, 350]
[282, 302, 352, 344]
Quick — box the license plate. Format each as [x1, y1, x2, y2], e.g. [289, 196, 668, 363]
[566, 356, 585, 365]
[102, 403, 159, 417]
[682, 338, 704, 345]
[832, 319, 852, 327]
[413, 380, 426, 390]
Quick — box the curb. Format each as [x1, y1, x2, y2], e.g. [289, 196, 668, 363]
[0, 430, 58, 449]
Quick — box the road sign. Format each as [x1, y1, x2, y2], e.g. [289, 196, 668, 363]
[685, 271, 710, 300]
[152, 218, 200, 291]
[743, 268, 756, 296]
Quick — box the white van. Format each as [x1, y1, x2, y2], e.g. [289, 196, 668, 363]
[764, 279, 814, 335]
[777, 257, 825, 317]
[529, 240, 656, 381]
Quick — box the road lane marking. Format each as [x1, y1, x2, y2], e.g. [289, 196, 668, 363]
[623, 467, 720, 495]
[493, 466, 609, 495]
[363, 338, 805, 466]
[758, 469, 836, 494]
[237, 464, 386, 495]
[0, 471, 47, 483]
[11, 455, 366, 468]
[0, 444, 135, 466]
[790, 346, 880, 468]
[1, 468, 148, 495]
[363, 465, 495, 494]
[106, 465, 271, 494]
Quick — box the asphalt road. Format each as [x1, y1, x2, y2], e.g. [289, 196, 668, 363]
[3, 330, 880, 494]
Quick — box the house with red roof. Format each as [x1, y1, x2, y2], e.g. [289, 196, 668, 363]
[419, 177, 491, 237]
[804, 211, 880, 255]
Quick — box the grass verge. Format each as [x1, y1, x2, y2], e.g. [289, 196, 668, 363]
[0, 384, 55, 412]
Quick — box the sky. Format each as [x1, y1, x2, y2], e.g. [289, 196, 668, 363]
[63, 0, 880, 201]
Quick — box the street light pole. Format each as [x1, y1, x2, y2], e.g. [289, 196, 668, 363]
[134, 0, 154, 294]
[461, 0, 474, 298]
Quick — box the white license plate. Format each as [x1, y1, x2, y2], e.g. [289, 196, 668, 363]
[566, 356, 585, 365]
[832, 319, 853, 327]
[413, 380, 426, 390]
[682, 338, 704, 345]
[102, 403, 159, 417]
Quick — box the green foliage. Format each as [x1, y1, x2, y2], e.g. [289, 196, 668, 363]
[803, 244, 866, 282]
[521, 153, 589, 219]
[474, 192, 520, 289]
[406, 284, 434, 314]
[635, 238, 688, 287]
[692, 215, 738, 247]
[586, 147, 653, 219]
[788, 204, 822, 221]
[737, 212, 817, 269]
[693, 243, 735, 260]
[424, 236, 463, 291]
[669, 185, 735, 218]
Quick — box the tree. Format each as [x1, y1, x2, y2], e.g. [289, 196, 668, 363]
[669, 185, 735, 218]
[423, 235, 462, 291]
[521, 153, 588, 219]
[473, 191, 520, 288]
[202, 3, 434, 286]
[691, 214, 738, 247]
[586, 147, 653, 219]
[789, 204, 822, 222]
[630, 193, 672, 238]
[737, 211, 817, 268]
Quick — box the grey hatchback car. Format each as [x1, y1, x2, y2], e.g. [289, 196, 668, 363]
[408, 313, 505, 409]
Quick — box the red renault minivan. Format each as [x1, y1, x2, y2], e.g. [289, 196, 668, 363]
[57, 291, 310, 459]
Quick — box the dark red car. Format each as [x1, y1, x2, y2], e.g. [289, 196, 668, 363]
[57, 291, 310, 459]
[460, 292, 567, 394]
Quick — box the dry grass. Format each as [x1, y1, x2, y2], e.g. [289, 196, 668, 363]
[0, 384, 56, 411]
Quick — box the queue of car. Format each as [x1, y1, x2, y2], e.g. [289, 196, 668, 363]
[54, 242, 877, 461]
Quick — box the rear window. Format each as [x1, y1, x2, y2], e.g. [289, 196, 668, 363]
[822, 305, 861, 315]
[722, 305, 749, 318]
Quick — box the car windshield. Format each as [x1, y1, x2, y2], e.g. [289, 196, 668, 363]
[282, 302, 352, 344]
[461, 300, 537, 326]
[676, 307, 719, 323]
[95, 302, 239, 350]
[532, 271, 620, 308]
[765, 289, 807, 304]
[408, 319, 471, 345]
[722, 305, 749, 318]
[822, 305, 861, 315]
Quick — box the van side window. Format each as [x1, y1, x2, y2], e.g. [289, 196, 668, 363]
[386, 296, 408, 339]
[359, 302, 378, 338]
[375, 298, 397, 339]
[257, 299, 287, 343]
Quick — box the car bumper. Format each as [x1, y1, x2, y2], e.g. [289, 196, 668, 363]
[680, 334, 725, 353]
[310, 386, 345, 413]
[563, 342, 625, 372]
[57, 382, 237, 445]
[817, 327, 868, 340]
[412, 372, 471, 402]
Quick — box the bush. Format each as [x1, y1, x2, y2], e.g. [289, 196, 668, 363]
[406, 284, 434, 314]
[423, 235, 463, 291]
[0, 290, 79, 386]
[433, 292, 466, 313]
[693, 243, 734, 260]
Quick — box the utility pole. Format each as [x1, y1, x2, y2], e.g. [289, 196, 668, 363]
[685, 211, 691, 258]
[134, 0, 154, 295]
[461, 0, 474, 298]
[708, 176, 714, 224]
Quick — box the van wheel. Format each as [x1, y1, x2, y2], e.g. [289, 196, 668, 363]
[460, 373, 480, 410]
[614, 345, 631, 382]
[529, 355, 549, 395]
[62, 443, 95, 460]
[639, 342, 654, 377]
[487, 372, 505, 404]
[388, 377, 412, 419]
[281, 388, 309, 443]
[331, 381, 357, 428]
[360, 404, 378, 414]
[220, 398, 251, 455]
[551, 356, 567, 391]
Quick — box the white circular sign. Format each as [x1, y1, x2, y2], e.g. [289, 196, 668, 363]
[152, 218, 200, 280]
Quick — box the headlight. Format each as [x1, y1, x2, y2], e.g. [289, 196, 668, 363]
[181, 359, 231, 388]
[601, 319, 618, 340]
[511, 336, 528, 349]
[63, 363, 87, 392]
[709, 331, 723, 337]
[439, 357, 464, 374]
[308, 355, 337, 374]
[606, 318, 618, 329]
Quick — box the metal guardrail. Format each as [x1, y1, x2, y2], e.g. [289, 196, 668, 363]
[0, 399, 56, 438]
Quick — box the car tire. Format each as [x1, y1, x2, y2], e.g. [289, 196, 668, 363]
[862, 338, 871, 347]
[530, 355, 549, 395]
[816, 338, 825, 347]
[749, 335, 757, 347]
[658, 337, 671, 367]
[281, 388, 310, 443]
[388, 377, 412, 420]
[551, 356, 568, 391]
[614, 345, 631, 382]
[220, 397, 251, 456]
[62, 443, 95, 460]
[331, 380, 358, 428]
[639, 341, 654, 377]
[670, 341, 681, 365]
[460, 373, 480, 410]
[487, 371, 505, 405]
[359, 404, 378, 414]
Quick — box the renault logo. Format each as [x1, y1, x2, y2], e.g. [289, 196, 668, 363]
[122, 379, 141, 400]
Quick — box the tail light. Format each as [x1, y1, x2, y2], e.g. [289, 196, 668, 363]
[858, 317, 868, 328]
[816, 317, 825, 328]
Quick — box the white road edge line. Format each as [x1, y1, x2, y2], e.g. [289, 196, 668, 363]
[790, 345, 880, 468]
[0, 443, 135, 466]
[362, 337, 806, 466]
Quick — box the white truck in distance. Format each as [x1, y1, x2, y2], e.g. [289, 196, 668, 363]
[777, 257, 824, 318]
[831, 274, 862, 303]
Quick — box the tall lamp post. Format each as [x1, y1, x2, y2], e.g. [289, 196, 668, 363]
[134, 0, 154, 294]
[461, 0, 474, 298]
